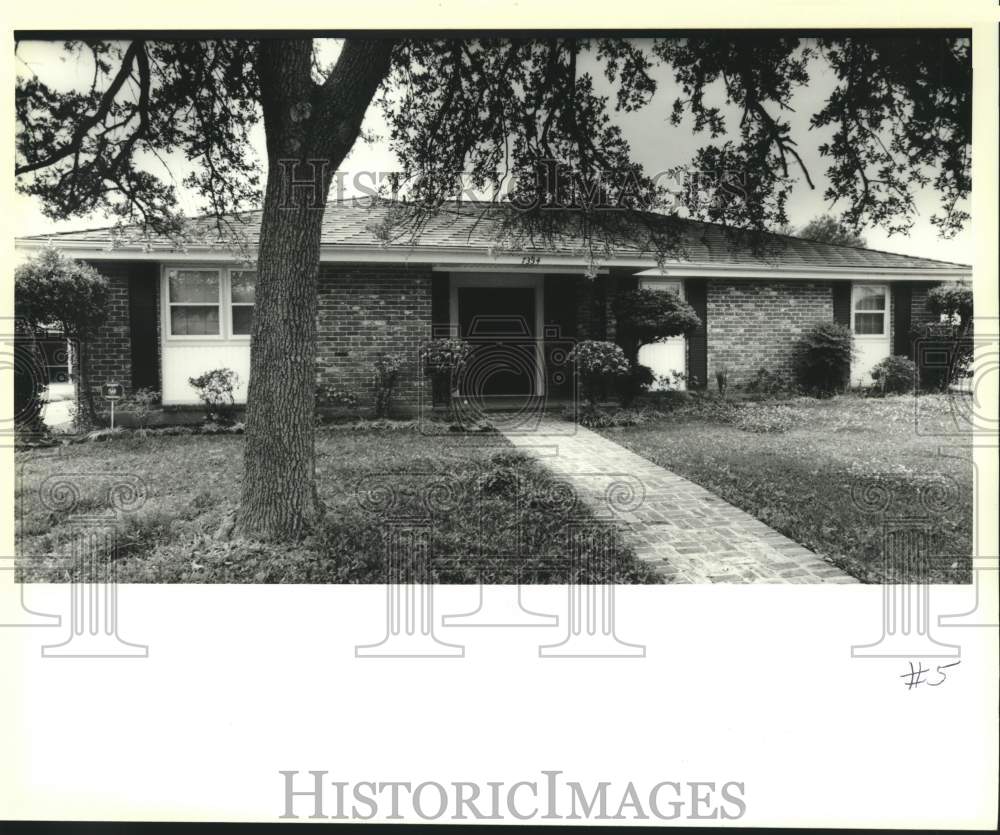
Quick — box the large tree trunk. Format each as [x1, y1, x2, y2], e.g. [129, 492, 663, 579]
[237, 173, 326, 539]
[237, 38, 393, 541]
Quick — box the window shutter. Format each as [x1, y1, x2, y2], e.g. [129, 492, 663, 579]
[431, 274, 450, 338]
[832, 282, 852, 327]
[128, 265, 160, 390]
[685, 278, 708, 389]
[892, 282, 914, 357]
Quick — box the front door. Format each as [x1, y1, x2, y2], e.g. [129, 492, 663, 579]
[457, 287, 537, 396]
[850, 283, 891, 387]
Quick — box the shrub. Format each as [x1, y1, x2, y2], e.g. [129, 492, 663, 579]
[15, 247, 110, 425]
[792, 322, 854, 395]
[926, 282, 973, 329]
[714, 364, 729, 397]
[910, 284, 973, 391]
[420, 337, 473, 373]
[121, 387, 160, 434]
[372, 353, 404, 418]
[911, 322, 973, 391]
[420, 338, 472, 416]
[612, 287, 702, 353]
[317, 385, 359, 413]
[188, 368, 238, 424]
[567, 340, 630, 407]
[576, 406, 669, 428]
[613, 287, 702, 405]
[13, 322, 46, 433]
[744, 368, 793, 397]
[870, 355, 917, 395]
[615, 363, 655, 406]
[656, 370, 689, 392]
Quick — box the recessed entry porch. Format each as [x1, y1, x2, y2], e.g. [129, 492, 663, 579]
[434, 269, 689, 409]
[435, 270, 582, 412]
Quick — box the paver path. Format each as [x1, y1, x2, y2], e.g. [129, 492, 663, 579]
[503, 419, 857, 583]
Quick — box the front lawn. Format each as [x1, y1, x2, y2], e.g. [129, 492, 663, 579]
[15, 426, 660, 584]
[594, 394, 974, 583]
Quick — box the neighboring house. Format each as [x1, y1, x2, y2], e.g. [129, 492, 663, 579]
[14, 201, 972, 413]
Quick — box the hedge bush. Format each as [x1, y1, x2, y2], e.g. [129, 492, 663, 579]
[870, 355, 917, 394]
[567, 340, 630, 407]
[792, 322, 854, 395]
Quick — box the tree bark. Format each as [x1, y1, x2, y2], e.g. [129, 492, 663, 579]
[237, 38, 393, 541]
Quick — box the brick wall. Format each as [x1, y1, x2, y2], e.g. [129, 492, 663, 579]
[706, 280, 834, 386]
[911, 284, 941, 329]
[316, 263, 433, 411]
[79, 261, 136, 410]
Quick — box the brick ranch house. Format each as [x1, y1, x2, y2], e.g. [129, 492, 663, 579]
[15, 201, 971, 416]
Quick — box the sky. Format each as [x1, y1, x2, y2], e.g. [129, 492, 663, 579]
[13, 37, 973, 264]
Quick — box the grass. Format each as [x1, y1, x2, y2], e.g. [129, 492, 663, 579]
[15, 425, 660, 584]
[593, 393, 974, 583]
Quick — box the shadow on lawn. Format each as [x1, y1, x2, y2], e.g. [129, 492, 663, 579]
[14, 431, 661, 584]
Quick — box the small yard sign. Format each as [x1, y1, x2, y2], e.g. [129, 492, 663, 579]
[102, 382, 124, 400]
[103, 382, 123, 429]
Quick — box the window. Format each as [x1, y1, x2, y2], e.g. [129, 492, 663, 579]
[641, 278, 684, 298]
[168, 269, 220, 336]
[230, 271, 256, 336]
[852, 285, 887, 336]
[164, 267, 257, 338]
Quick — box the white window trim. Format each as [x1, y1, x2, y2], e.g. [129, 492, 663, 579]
[850, 282, 890, 339]
[228, 269, 256, 341]
[161, 264, 255, 343]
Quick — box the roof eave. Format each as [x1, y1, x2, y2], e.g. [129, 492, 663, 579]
[13, 237, 972, 279]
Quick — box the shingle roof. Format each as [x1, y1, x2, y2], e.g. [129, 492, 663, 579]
[18, 200, 970, 272]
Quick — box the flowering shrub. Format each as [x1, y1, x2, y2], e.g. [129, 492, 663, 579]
[317, 385, 360, 415]
[656, 370, 689, 391]
[373, 353, 405, 418]
[188, 368, 238, 424]
[420, 337, 473, 372]
[420, 338, 473, 416]
[567, 340, 630, 406]
[870, 355, 916, 395]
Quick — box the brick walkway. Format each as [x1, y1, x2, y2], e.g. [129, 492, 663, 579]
[503, 419, 858, 584]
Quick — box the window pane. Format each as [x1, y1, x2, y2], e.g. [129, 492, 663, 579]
[232, 305, 253, 335]
[231, 271, 256, 304]
[170, 306, 219, 336]
[169, 270, 219, 303]
[646, 279, 682, 295]
[854, 312, 885, 335]
[854, 288, 886, 311]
